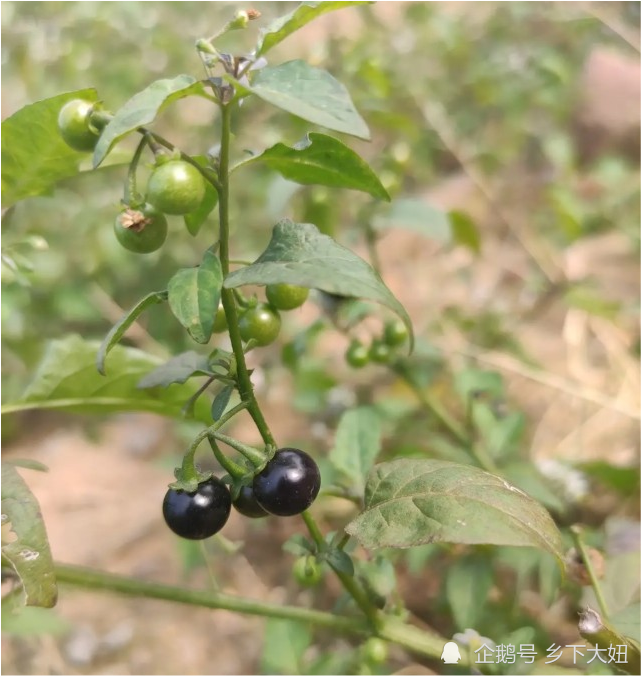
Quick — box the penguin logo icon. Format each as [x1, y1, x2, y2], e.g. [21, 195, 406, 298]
[441, 641, 462, 664]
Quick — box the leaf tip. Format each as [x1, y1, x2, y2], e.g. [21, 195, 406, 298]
[95, 356, 107, 376]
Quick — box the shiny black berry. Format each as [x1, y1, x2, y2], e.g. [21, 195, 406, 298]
[232, 484, 269, 519]
[253, 448, 321, 517]
[162, 477, 231, 539]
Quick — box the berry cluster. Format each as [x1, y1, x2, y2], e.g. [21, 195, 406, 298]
[162, 448, 321, 540]
[345, 319, 409, 368]
[57, 99, 207, 255]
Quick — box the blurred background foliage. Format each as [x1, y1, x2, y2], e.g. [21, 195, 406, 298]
[2, 1, 639, 407]
[2, 3, 640, 674]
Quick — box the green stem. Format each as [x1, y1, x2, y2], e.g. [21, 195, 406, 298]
[395, 364, 500, 473]
[336, 533, 351, 550]
[88, 109, 113, 131]
[54, 563, 457, 664]
[396, 365, 469, 446]
[179, 402, 249, 482]
[209, 430, 266, 468]
[469, 439, 500, 475]
[301, 511, 381, 629]
[216, 103, 275, 448]
[207, 435, 246, 479]
[54, 563, 365, 634]
[364, 222, 382, 275]
[379, 616, 468, 667]
[124, 136, 148, 206]
[571, 525, 610, 620]
[181, 375, 216, 417]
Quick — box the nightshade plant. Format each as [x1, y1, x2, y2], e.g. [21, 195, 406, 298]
[2, 4, 637, 675]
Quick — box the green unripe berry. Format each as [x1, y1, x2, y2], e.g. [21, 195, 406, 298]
[292, 556, 322, 587]
[362, 638, 389, 665]
[58, 99, 100, 152]
[113, 204, 168, 254]
[146, 160, 206, 215]
[369, 340, 391, 364]
[383, 319, 409, 347]
[238, 303, 281, 347]
[266, 283, 309, 311]
[345, 340, 370, 369]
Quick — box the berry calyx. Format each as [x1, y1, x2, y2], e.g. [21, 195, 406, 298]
[113, 204, 168, 254]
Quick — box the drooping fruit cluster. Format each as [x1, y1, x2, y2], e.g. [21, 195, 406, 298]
[57, 101, 208, 256]
[162, 448, 321, 540]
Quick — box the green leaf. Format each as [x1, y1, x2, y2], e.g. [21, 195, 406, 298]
[3, 459, 49, 473]
[612, 603, 641, 643]
[485, 411, 525, 461]
[580, 461, 640, 496]
[1, 335, 211, 423]
[538, 547, 561, 606]
[261, 618, 312, 675]
[211, 385, 233, 421]
[455, 369, 504, 402]
[96, 290, 167, 375]
[329, 406, 382, 493]
[184, 182, 218, 236]
[358, 555, 396, 601]
[137, 351, 212, 389]
[2, 606, 70, 636]
[224, 220, 413, 350]
[345, 459, 565, 564]
[184, 156, 218, 236]
[374, 198, 451, 242]
[449, 210, 481, 254]
[308, 652, 353, 676]
[255, 2, 368, 57]
[93, 76, 211, 167]
[248, 61, 370, 140]
[446, 556, 494, 630]
[236, 132, 388, 200]
[168, 250, 222, 344]
[325, 548, 354, 576]
[600, 551, 641, 615]
[1, 89, 99, 207]
[1, 464, 57, 608]
[503, 463, 567, 514]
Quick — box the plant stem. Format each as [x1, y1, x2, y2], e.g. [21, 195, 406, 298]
[209, 430, 266, 467]
[54, 563, 459, 664]
[571, 525, 610, 620]
[395, 363, 500, 474]
[54, 563, 365, 634]
[379, 616, 468, 666]
[124, 136, 148, 205]
[364, 222, 382, 275]
[179, 402, 249, 481]
[216, 102, 275, 448]
[395, 364, 469, 446]
[301, 511, 381, 630]
[336, 533, 351, 550]
[207, 435, 246, 479]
